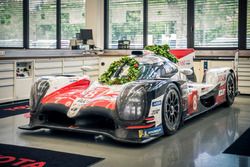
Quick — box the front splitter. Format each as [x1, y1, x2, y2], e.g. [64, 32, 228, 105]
[19, 124, 157, 144]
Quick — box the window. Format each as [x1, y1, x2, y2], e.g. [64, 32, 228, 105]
[148, 0, 187, 48]
[194, 0, 238, 48]
[0, 0, 23, 47]
[247, 0, 250, 49]
[61, 0, 86, 48]
[29, 0, 57, 48]
[0, 1, 86, 49]
[108, 0, 144, 49]
[106, 0, 242, 49]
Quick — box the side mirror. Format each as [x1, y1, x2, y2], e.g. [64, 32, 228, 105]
[179, 68, 193, 76]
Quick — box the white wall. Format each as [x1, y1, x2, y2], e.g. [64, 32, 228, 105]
[86, 0, 104, 49]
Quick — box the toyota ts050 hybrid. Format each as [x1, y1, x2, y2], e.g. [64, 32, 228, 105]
[19, 51, 239, 143]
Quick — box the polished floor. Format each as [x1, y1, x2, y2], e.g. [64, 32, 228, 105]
[0, 96, 250, 167]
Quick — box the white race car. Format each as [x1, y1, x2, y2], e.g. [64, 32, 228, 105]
[19, 50, 239, 143]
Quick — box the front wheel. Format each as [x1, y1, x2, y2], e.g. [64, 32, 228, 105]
[162, 84, 182, 135]
[224, 73, 235, 107]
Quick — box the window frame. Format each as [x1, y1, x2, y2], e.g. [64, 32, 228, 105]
[193, 0, 239, 49]
[0, 0, 25, 49]
[0, 0, 248, 50]
[104, 0, 146, 49]
[0, 0, 86, 49]
[104, 0, 248, 50]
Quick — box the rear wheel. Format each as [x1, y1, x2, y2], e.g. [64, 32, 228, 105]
[224, 73, 235, 107]
[162, 84, 182, 135]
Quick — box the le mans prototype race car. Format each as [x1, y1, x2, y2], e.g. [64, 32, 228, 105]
[19, 51, 239, 143]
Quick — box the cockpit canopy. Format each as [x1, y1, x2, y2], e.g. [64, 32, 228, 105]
[113, 54, 178, 80]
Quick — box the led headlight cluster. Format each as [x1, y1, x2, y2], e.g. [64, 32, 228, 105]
[117, 84, 146, 121]
[30, 79, 50, 112]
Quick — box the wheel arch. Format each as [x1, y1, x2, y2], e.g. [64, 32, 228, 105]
[229, 69, 237, 94]
[171, 81, 186, 126]
[172, 81, 183, 96]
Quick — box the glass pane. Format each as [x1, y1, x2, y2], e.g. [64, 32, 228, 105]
[247, 0, 250, 48]
[194, 0, 238, 47]
[29, 0, 57, 48]
[108, 0, 144, 49]
[148, 0, 187, 48]
[61, 0, 86, 48]
[0, 0, 23, 47]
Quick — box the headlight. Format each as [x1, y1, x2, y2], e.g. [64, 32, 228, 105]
[30, 79, 50, 112]
[117, 84, 146, 121]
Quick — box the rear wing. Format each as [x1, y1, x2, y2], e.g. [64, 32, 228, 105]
[169, 49, 195, 69]
[170, 49, 196, 81]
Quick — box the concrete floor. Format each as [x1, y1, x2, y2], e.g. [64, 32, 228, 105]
[0, 96, 250, 167]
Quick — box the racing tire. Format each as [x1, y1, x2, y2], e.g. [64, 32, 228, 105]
[223, 73, 235, 107]
[162, 83, 182, 135]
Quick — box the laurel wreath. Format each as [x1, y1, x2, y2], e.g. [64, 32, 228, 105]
[144, 44, 178, 63]
[99, 57, 140, 85]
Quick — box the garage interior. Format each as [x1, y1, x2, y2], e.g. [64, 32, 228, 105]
[0, 0, 250, 167]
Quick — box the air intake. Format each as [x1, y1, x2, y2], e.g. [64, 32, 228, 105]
[131, 50, 143, 56]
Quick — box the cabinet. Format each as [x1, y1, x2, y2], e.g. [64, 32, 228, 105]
[15, 61, 34, 100]
[0, 61, 14, 103]
[34, 59, 63, 80]
[83, 57, 99, 81]
[0, 56, 99, 103]
[63, 58, 84, 75]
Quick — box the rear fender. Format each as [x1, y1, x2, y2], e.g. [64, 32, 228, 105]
[204, 68, 233, 86]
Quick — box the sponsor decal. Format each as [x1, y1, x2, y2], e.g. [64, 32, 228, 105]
[82, 87, 109, 98]
[152, 100, 162, 107]
[218, 75, 226, 82]
[67, 98, 88, 118]
[177, 60, 191, 67]
[219, 89, 225, 96]
[0, 154, 46, 167]
[193, 94, 198, 111]
[65, 101, 72, 107]
[216, 84, 227, 104]
[151, 109, 160, 115]
[149, 95, 164, 126]
[69, 79, 78, 83]
[188, 90, 198, 114]
[138, 130, 144, 138]
[144, 126, 163, 137]
[201, 87, 209, 93]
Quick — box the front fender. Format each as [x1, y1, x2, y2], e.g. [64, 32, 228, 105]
[30, 75, 90, 112]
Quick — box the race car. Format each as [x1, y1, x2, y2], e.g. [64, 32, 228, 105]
[19, 52, 239, 143]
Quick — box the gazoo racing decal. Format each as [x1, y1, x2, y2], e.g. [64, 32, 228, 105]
[148, 95, 164, 127]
